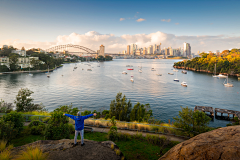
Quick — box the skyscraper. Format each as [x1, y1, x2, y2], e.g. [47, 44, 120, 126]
[183, 42, 191, 57]
[153, 44, 156, 54]
[99, 45, 105, 56]
[127, 45, 130, 55]
[131, 44, 137, 55]
[148, 45, 153, 54]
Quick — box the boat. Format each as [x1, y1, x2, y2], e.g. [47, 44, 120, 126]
[127, 68, 134, 70]
[28, 62, 33, 76]
[182, 70, 187, 74]
[156, 74, 162, 76]
[97, 65, 100, 67]
[168, 73, 174, 75]
[130, 76, 134, 82]
[126, 65, 133, 67]
[173, 69, 178, 72]
[238, 77, 240, 81]
[47, 66, 50, 78]
[82, 68, 84, 70]
[217, 74, 227, 78]
[181, 81, 187, 87]
[151, 68, 156, 71]
[223, 75, 233, 87]
[122, 71, 127, 74]
[173, 72, 179, 82]
[212, 63, 218, 77]
[138, 69, 142, 73]
[87, 69, 92, 71]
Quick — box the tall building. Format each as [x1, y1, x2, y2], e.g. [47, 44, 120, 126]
[165, 48, 169, 56]
[183, 42, 191, 57]
[157, 43, 161, 54]
[143, 47, 147, 55]
[131, 44, 137, 55]
[127, 45, 130, 55]
[153, 44, 156, 54]
[216, 50, 220, 56]
[169, 47, 173, 56]
[99, 45, 105, 57]
[197, 50, 200, 55]
[148, 45, 153, 54]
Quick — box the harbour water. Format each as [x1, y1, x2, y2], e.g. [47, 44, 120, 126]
[0, 59, 239, 127]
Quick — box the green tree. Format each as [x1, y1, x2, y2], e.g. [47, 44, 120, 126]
[9, 54, 19, 71]
[173, 107, 211, 135]
[130, 102, 152, 122]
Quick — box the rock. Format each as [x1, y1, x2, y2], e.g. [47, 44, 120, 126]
[11, 139, 123, 160]
[159, 126, 240, 160]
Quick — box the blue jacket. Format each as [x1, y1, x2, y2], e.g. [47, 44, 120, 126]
[65, 114, 93, 131]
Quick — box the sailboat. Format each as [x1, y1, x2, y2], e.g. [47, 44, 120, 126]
[130, 76, 134, 82]
[173, 72, 179, 82]
[47, 66, 50, 78]
[212, 63, 218, 78]
[28, 62, 33, 76]
[138, 63, 142, 73]
[223, 75, 233, 87]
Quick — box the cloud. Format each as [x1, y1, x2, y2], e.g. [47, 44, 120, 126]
[120, 18, 125, 21]
[1, 31, 240, 54]
[175, 23, 179, 25]
[136, 18, 146, 22]
[161, 19, 171, 22]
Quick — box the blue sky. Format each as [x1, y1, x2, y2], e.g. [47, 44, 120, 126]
[0, 0, 240, 53]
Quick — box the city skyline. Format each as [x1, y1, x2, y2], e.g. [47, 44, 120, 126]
[0, 0, 240, 53]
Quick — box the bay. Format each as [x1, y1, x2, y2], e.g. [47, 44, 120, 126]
[0, 59, 239, 127]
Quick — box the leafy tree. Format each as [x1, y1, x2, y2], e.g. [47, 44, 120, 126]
[0, 65, 9, 72]
[9, 54, 19, 71]
[54, 104, 79, 115]
[0, 99, 13, 113]
[130, 102, 152, 122]
[173, 107, 211, 135]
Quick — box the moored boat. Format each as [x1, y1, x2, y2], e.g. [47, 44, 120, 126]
[181, 81, 187, 87]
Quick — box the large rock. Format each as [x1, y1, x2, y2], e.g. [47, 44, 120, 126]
[159, 126, 240, 160]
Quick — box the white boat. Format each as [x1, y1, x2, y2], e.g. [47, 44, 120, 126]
[126, 65, 133, 67]
[168, 73, 174, 75]
[173, 69, 179, 72]
[87, 69, 92, 71]
[47, 66, 50, 78]
[156, 74, 162, 76]
[122, 71, 127, 74]
[182, 70, 187, 74]
[97, 65, 100, 67]
[223, 75, 233, 87]
[130, 76, 134, 82]
[218, 74, 227, 78]
[212, 63, 218, 77]
[28, 63, 33, 76]
[181, 81, 187, 87]
[138, 69, 142, 73]
[151, 68, 156, 71]
[173, 72, 179, 82]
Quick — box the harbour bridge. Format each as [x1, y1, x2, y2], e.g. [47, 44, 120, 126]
[45, 44, 97, 54]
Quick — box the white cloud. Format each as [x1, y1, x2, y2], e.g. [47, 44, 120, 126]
[1, 31, 240, 54]
[161, 19, 171, 22]
[136, 18, 146, 22]
[120, 18, 125, 21]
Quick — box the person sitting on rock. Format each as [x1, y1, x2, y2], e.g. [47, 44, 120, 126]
[63, 112, 97, 146]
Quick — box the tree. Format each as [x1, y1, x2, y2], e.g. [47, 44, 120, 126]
[130, 102, 152, 122]
[14, 88, 44, 112]
[173, 107, 211, 135]
[9, 54, 19, 71]
[21, 47, 25, 51]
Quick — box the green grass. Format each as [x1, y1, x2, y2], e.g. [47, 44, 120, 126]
[11, 135, 45, 147]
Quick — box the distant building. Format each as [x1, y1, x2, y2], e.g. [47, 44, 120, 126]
[143, 47, 147, 55]
[2, 45, 8, 48]
[153, 44, 156, 54]
[197, 50, 200, 55]
[127, 45, 130, 55]
[11, 50, 26, 57]
[165, 48, 169, 56]
[157, 43, 161, 54]
[122, 50, 126, 54]
[131, 44, 137, 55]
[169, 47, 173, 56]
[99, 45, 105, 57]
[148, 45, 153, 54]
[183, 42, 191, 57]
[216, 50, 220, 56]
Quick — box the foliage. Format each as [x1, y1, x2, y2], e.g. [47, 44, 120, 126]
[28, 120, 45, 135]
[0, 139, 8, 152]
[42, 117, 51, 123]
[0, 140, 13, 160]
[173, 107, 211, 135]
[3, 111, 24, 136]
[0, 65, 9, 72]
[0, 99, 13, 113]
[130, 102, 153, 122]
[15, 88, 46, 112]
[174, 49, 240, 75]
[15, 145, 49, 160]
[68, 123, 75, 134]
[108, 116, 118, 140]
[9, 53, 19, 71]
[81, 110, 92, 116]
[44, 111, 70, 140]
[0, 120, 17, 141]
[54, 104, 79, 115]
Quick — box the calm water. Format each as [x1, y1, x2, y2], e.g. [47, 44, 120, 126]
[0, 59, 239, 127]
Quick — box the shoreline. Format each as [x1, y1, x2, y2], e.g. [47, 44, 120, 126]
[173, 66, 240, 77]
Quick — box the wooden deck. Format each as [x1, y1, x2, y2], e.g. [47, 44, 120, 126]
[194, 106, 240, 119]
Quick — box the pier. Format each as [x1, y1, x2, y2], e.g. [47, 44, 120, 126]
[194, 106, 240, 119]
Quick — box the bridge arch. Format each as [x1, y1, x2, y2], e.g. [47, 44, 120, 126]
[45, 44, 97, 54]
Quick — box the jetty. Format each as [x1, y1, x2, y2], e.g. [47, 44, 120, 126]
[195, 106, 240, 119]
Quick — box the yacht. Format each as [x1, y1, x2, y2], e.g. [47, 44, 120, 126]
[127, 68, 134, 70]
[181, 81, 187, 87]
[151, 68, 156, 71]
[87, 69, 92, 71]
[47, 66, 50, 78]
[217, 74, 227, 78]
[223, 75, 233, 87]
[156, 74, 162, 76]
[212, 63, 218, 77]
[122, 71, 127, 74]
[138, 69, 142, 73]
[126, 65, 133, 67]
[130, 76, 134, 82]
[173, 72, 179, 82]
[181, 70, 187, 74]
[168, 73, 174, 75]
[173, 69, 179, 72]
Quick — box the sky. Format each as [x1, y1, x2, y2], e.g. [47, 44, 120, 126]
[0, 0, 240, 53]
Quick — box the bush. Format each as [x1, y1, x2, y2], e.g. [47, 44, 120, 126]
[3, 111, 24, 136]
[81, 110, 91, 116]
[29, 116, 41, 121]
[0, 99, 13, 113]
[105, 114, 110, 120]
[68, 123, 75, 134]
[15, 145, 48, 160]
[0, 120, 17, 141]
[28, 120, 45, 135]
[44, 111, 70, 140]
[108, 126, 118, 141]
[42, 117, 51, 123]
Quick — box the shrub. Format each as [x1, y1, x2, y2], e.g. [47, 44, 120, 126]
[81, 110, 91, 116]
[68, 123, 75, 134]
[15, 145, 48, 160]
[0, 120, 17, 141]
[108, 126, 118, 141]
[0, 99, 13, 113]
[105, 114, 110, 120]
[29, 116, 41, 121]
[42, 117, 51, 123]
[28, 120, 45, 135]
[115, 149, 121, 156]
[0, 149, 12, 160]
[111, 144, 114, 150]
[2, 111, 24, 136]
[0, 139, 7, 152]
[44, 111, 70, 140]
[0, 140, 13, 160]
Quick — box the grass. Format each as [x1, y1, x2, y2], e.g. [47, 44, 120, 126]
[11, 135, 45, 147]
[15, 145, 48, 160]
